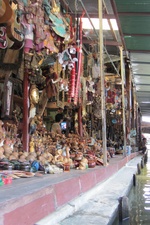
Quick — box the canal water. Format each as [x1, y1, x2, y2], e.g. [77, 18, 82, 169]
[113, 150, 150, 225]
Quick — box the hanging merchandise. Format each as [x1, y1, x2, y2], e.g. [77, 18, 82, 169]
[112, 118, 117, 124]
[106, 88, 115, 104]
[92, 63, 100, 79]
[81, 77, 87, 111]
[87, 113, 92, 136]
[68, 62, 76, 103]
[43, 25, 59, 53]
[29, 84, 39, 106]
[92, 53, 100, 79]
[0, 1, 25, 50]
[130, 129, 136, 137]
[86, 75, 95, 104]
[45, 66, 59, 100]
[0, 27, 7, 49]
[8, 6, 23, 45]
[93, 96, 101, 119]
[40, 53, 57, 68]
[74, 12, 85, 105]
[0, 0, 6, 20]
[43, 0, 70, 41]
[57, 46, 78, 71]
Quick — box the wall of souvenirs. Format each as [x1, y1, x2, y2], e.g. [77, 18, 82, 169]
[0, 0, 138, 178]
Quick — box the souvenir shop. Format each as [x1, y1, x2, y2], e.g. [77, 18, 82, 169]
[0, 0, 142, 224]
[0, 0, 140, 177]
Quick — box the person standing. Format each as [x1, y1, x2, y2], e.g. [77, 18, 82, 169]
[140, 137, 147, 154]
[55, 107, 64, 122]
[51, 116, 63, 134]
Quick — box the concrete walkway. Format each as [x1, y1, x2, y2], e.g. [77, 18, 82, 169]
[36, 155, 142, 225]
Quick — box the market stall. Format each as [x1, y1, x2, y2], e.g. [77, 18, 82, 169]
[0, 0, 136, 174]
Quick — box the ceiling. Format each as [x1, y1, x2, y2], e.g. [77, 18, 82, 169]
[112, 0, 150, 117]
[64, 0, 150, 117]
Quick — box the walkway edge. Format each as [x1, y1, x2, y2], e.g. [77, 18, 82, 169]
[35, 155, 142, 225]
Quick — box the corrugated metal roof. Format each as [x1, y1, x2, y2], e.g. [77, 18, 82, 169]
[112, 0, 150, 116]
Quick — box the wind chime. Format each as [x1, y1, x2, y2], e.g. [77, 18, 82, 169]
[68, 10, 84, 106]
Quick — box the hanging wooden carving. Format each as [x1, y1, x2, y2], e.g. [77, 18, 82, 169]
[0, 26, 7, 49]
[43, 0, 70, 40]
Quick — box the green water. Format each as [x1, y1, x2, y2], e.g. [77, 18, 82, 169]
[113, 151, 150, 225]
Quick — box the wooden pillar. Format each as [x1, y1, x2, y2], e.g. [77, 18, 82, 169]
[23, 69, 29, 151]
[76, 14, 84, 137]
[128, 68, 132, 137]
[133, 88, 137, 130]
[98, 0, 107, 166]
[120, 46, 126, 157]
[78, 105, 83, 137]
[126, 65, 131, 145]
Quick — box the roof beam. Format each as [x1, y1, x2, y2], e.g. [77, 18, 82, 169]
[132, 74, 150, 77]
[103, 2, 119, 46]
[111, 0, 127, 52]
[118, 12, 150, 16]
[103, 14, 116, 19]
[132, 61, 150, 64]
[82, 38, 121, 46]
[135, 83, 150, 85]
[124, 33, 150, 37]
[104, 40, 122, 46]
[129, 50, 150, 53]
[137, 91, 150, 93]
[69, 12, 99, 18]
[69, 12, 115, 19]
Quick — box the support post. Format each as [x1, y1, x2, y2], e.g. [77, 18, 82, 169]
[133, 174, 136, 186]
[137, 163, 141, 175]
[98, 0, 107, 166]
[23, 69, 29, 151]
[119, 196, 130, 222]
[78, 105, 83, 137]
[120, 46, 126, 157]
